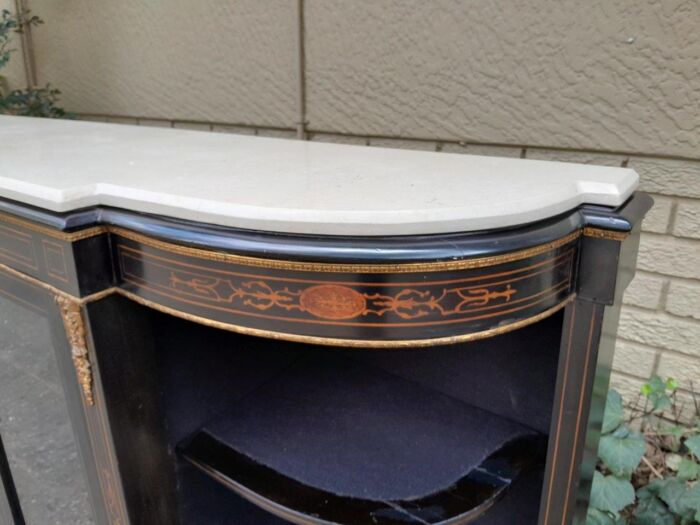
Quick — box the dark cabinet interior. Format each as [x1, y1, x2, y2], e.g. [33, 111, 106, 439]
[95, 299, 564, 525]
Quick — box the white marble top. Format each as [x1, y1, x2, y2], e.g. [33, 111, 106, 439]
[0, 116, 638, 236]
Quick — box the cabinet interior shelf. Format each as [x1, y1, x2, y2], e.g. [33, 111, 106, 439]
[177, 353, 545, 525]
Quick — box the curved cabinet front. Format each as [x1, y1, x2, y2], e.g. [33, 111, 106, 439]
[0, 207, 581, 347]
[113, 229, 578, 347]
[0, 195, 651, 525]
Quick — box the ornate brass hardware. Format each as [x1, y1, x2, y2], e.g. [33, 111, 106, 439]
[56, 295, 94, 406]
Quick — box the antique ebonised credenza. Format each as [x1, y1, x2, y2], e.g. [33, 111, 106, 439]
[0, 116, 651, 525]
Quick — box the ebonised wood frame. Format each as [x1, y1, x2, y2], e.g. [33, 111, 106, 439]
[0, 193, 652, 525]
[0, 194, 641, 346]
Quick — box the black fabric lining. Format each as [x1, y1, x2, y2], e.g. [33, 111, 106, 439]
[208, 352, 534, 498]
[339, 349, 543, 436]
[180, 432, 543, 524]
[178, 351, 545, 523]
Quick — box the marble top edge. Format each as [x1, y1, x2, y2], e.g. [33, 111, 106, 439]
[0, 116, 639, 235]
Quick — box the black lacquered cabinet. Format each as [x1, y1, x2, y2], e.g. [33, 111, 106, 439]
[0, 278, 96, 524]
[0, 116, 651, 525]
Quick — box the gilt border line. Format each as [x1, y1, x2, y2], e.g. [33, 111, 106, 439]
[582, 227, 629, 241]
[119, 243, 574, 287]
[0, 261, 575, 348]
[0, 210, 623, 273]
[112, 228, 582, 273]
[0, 211, 108, 242]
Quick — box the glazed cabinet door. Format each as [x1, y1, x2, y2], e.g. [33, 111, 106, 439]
[0, 294, 94, 524]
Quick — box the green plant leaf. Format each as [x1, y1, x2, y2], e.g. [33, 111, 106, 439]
[598, 426, 646, 477]
[637, 483, 661, 500]
[634, 478, 700, 525]
[658, 478, 690, 515]
[686, 435, 700, 459]
[590, 471, 635, 514]
[642, 376, 675, 412]
[653, 394, 672, 413]
[586, 507, 624, 525]
[634, 492, 677, 525]
[643, 376, 665, 395]
[603, 390, 624, 434]
[677, 458, 700, 481]
[679, 513, 696, 525]
[665, 426, 685, 440]
[681, 483, 700, 512]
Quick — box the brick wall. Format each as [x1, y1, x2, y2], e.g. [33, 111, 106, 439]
[78, 115, 700, 418]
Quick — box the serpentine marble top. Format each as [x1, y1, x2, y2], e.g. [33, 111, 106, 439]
[0, 116, 638, 235]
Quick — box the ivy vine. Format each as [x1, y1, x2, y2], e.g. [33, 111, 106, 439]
[588, 377, 700, 524]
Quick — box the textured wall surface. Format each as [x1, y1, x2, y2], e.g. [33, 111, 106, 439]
[305, 0, 700, 158]
[29, 0, 700, 158]
[29, 0, 298, 126]
[7, 0, 700, 412]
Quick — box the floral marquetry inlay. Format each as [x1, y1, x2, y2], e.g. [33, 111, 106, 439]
[116, 237, 576, 340]
[168, 272, 517, 321]
[300, 285, 367, 320]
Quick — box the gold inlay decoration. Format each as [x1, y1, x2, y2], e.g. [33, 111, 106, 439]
[112, 228, 581, 274]
[118, 290, 574, 348]
[0, 211, 107, 241]
[55, 295, 94, 406]
[0, 210, 582, 273]
[171, 272, 518, 321]
[299, 285, 367, 320]
[582, 227, 629, 241]
[1, 261, 574, 349]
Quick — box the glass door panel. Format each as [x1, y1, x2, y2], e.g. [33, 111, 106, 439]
[0, 296, 93, 524]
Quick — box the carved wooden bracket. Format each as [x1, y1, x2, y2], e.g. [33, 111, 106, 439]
[55, 295, 94, 406]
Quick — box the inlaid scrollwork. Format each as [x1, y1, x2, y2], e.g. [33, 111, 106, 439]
[169, 272, 517, 322]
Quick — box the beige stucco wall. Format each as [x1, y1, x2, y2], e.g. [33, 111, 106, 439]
[25, 0, 700, 159]
[6, 0, 700, 409]
[28, 0, 299, 127]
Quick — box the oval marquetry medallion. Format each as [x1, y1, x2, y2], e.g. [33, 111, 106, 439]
[300, 285, 367, 320]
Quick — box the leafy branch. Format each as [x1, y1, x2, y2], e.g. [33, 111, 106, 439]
[0, 9, 69, 118]
[587, 377, 700, 525]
